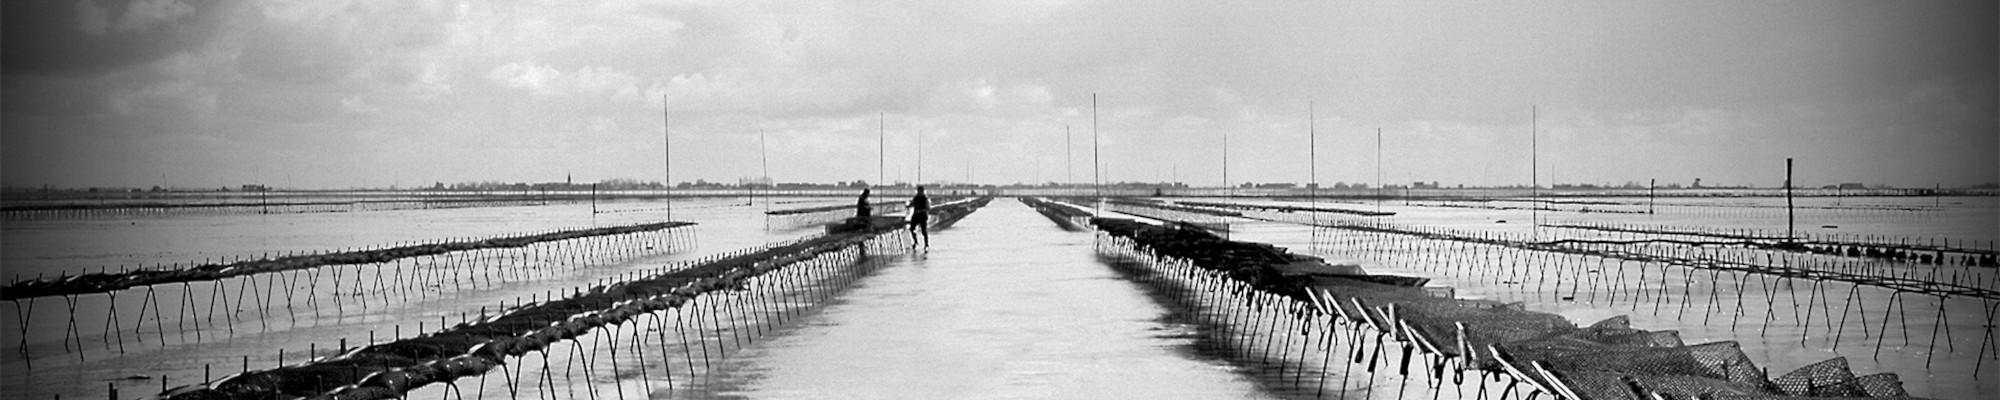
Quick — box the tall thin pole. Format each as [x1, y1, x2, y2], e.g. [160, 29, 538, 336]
[917, 130, 924, 185]
[1223, 129, 1230, 197]
[1375, 127, 1383, 213]
[760, 129, 769, 212]
[1531, 105, 1539, 240]
[1065, 125, 1073, 187]
[879, 112, 885, 186]
[1092, 93, 1101, 200]
[1309, 101, 1317, 211]
[662, 100, 672, 220]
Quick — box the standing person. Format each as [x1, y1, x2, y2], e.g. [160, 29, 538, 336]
[906, 186, 931, 247]
[855, 188, 872, 220]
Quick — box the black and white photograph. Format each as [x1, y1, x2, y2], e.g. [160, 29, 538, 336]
[3, 1, 1995, 399]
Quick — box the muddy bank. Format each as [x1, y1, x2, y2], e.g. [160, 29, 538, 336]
[1090, 218, 1319, 299]
[1021, 197, 1091, 230]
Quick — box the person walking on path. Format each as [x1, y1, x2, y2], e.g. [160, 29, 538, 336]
[855, 188, 872, 220]
[907, 186, 931, 246]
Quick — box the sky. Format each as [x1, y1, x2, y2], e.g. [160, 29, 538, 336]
[3, 0, 1995, 190]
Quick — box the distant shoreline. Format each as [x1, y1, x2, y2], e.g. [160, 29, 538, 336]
[2, 186, 1993, 210]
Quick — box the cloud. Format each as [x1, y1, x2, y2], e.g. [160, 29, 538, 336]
[920, 78, 1056, 114]
[116, 0, 197, 33]
[338, 95, 379, 114]
[110, 80, 217, 116]
[76, 0, 110, 35]
[4, 0, 233, 76]
[1602, 108, 1752, 140]
[5, 0, 1996, 188]
[487, 62, 564, 94]
[71, 0, 192, 36]
[574, 67, 640, 95]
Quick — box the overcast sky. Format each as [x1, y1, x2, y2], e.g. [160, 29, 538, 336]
[4, 0, 1994, 189]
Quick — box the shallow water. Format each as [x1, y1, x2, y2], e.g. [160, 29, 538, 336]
[2, 197, 1292, 400]
[2, 194, 1992, 399]
[0, 196, 837, 400]
[0, 197, 821, 280]
[680, 200, 1276, 399]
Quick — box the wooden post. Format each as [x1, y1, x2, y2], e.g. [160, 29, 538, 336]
[1648, 178, 1656, 214]
[1786, 158, 1795, 242]
[760, 129, 769, 212]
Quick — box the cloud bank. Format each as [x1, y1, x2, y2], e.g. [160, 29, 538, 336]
[4, 0, 1994, 189]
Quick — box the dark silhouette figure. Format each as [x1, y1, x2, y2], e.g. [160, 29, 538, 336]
[855, 188, 872, 219]
[907, 186, 931, 246]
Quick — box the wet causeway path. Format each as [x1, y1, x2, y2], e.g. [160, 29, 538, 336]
[681, 199, 1278, 399]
